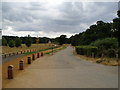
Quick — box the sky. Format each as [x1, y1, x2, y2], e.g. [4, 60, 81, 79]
[1, 0, 119, 38]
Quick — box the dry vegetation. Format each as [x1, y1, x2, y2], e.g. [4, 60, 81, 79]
[73, 49, 119, 66]
[2, 44, 55, 54]
[0, 46, 2, 54]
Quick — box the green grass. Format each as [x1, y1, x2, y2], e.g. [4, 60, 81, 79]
[23, 46, 59, 55]
[23, 46, 67, 55]
[23, 52, 36, 55]
[45, 46, 67, 55]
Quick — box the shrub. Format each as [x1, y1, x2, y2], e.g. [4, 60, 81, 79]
[25, 35, 32, 47]
[8, 40, 15, 48]
[107, 49, 116, 58]
[15, 38, 22, 47]
[118, 48, 120, 58]
[75, 46, 98, 57]
[90, 37, 118, 49]
[2, 37, 7, 46]
[76, 46, 84, 55]
[76, 46, 118, 58]
[96, 49, 108, 57]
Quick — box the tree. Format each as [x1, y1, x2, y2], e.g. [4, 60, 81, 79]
[15, 38, 22, 47]
[8, 40, 15, 48]
[117, 10, 120, 18]
[2, 37, 7, 46]
[58, 35, 67, 45]
[97, 21, 104, 25]
[20, 36, 27, 44]
[25, 35, 32, 47]
[69, 20, 113, 46]
[112, 18, 120, 47]
[39, 37, 49, 43]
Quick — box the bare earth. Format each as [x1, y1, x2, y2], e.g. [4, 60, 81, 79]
[3, 46, 118, 88]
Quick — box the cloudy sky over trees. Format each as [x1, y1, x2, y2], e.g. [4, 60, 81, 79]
[1, 0, 118, 38]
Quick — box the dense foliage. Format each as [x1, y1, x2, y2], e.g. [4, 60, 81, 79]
[75, 45, 117, 58]
[25, 35, 32, 47]
[71, 10, 120, 59]
[76, 46, 98, 57]
[69, 10, 120, 47]
[90, 38, 118, 49]
[15, 38, 22, 47]
[57, 35, 67, 45]
[2, 37, 7, 46]
[69, 20, 119, 46]
[8, 40, 15, 48]
[118, 48, 120, 58]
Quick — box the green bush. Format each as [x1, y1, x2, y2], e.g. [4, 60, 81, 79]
[15, 38, 22, 47]
[118, 48, 120, 58]
[76, 46, 84, 55]
[2, 37, 7, 46]
[107, 49, 116, 58]
[90, 37, 118, 58]
[76, 46, 118, 58]
[96, 49, 108, 57]
[75, 46, 98, 57]
[25, 35, 32, 47]
[90, 38, 118, 49]
[8, 40, 15, 48]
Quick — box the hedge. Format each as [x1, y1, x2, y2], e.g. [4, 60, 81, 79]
[118, 48, 120, 58]
[107, 49, 116, 58]
[75, 46, 118, 58]
[75, 46, 98, 57]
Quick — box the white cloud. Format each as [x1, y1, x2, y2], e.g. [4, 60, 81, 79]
[2, 26, 75, 38]
[2, 26, 35, 36]
[2, 2, 118, 38]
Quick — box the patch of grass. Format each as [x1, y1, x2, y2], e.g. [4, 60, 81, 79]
[23, 52, 36, 55]
[45, 52, 52, 55]
[45, 49, 59, 55]
[45, 46, 67, 55]
[22, 45, 67, 55]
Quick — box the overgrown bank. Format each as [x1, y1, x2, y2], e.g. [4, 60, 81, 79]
[75, 38, 119, 66]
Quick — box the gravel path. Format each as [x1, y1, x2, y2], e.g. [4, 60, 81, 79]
[3, 46, 118, 88]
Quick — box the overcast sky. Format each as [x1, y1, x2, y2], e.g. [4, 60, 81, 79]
[1, 1, 118, 38]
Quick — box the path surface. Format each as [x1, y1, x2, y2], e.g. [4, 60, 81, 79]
[2, 54, 25, 64]
[3, 46, 118, 88]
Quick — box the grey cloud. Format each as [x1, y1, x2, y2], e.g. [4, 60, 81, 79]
[58, 2, 117, 22]
[2, 2, 118, 35]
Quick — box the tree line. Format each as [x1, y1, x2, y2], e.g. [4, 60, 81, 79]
[69, 10, 120, 47]
[2, 35, 33, 47]
[2, 18, 120, 48]
[72, 10, 120, 58]
[2, 34, 69, 48]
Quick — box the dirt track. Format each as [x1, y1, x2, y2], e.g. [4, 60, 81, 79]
[3, 46, 118, 88]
